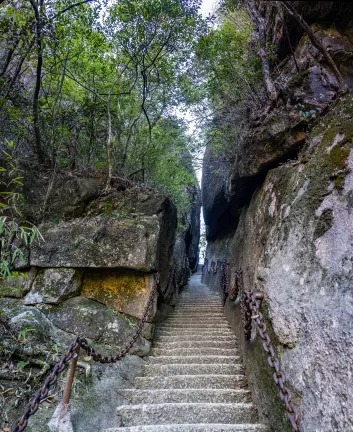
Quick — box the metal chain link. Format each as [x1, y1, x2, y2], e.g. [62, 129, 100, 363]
[229, 269, 241, 301]
[161, 266, 176, 299]
[220, 261, 229, 293]
[11, 339, 80, 432]
[78, 277, 157, 363]
[11, 275, 158, 432]
[235, 271, 303, 432]
[190, 261, 198, 273]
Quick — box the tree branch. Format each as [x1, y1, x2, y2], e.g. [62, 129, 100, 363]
[54, 0, 96, 19]
[280, 0, 345, 89]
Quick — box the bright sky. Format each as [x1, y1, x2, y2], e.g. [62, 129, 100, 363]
[200, 0, 220, 18]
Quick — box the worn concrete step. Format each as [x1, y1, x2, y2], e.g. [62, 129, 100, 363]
[156, 326, 234, 332]
[177, 304, 223, 308]
[178, 300, 222, 303]
[155, 336, 237, 343]
[164, 324, 229, 329]
[170, 315, 225, 319]
[157, 328, 231, 333]
[177, 305, 223, 308]
[156, 327, 234, 333]
[155, 330, 235, 338]
[166, 318, 228, 321]
[105, 424, 269, 432]
[116, 403, 258, 426]
[177, 302, 223, 305]
[151, 348, 239, 356]
[148, 356, 241, 365]
[172, 311, 224, 314]
[160, 323, 230, 328]
[153, 341, 237, 349]
[143, 364, 244, 376]
[176, 305, 223, 308]
[158, 324, 231, 329]
[135, 375, 248, 389]
[118, 389, 252, 404]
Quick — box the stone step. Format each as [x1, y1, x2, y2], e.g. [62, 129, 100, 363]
[116, 403, 258, 426]
[148, 356, 241, 365]
[167, 314, 228, 323]
[105, 424, 269, 432]
[177, 304, 223, 307]
[178, 301, 223, 304]
[118, 389, 251, 404]
[164, 323, 228, 327]
[155, 335, 237, 343]
[175, 300, 223, 311]
[158, 324, 231, 329]
[143, 364, 244, 376]
[176, 305, 223, 308]
[172, 311, 225, 314]
[153, 341, 237, 349]
[156, 331, 235, 337]
[169, 315, 225, 319]
[151, 348, 239, 356]
[135, 375, 248, 389]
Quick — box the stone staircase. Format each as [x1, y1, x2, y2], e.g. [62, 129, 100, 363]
[105, 273, 268, 432]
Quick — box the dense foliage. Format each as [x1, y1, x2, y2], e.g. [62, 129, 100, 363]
[0, 0, 206, 207]
[195, 1, 262, 160]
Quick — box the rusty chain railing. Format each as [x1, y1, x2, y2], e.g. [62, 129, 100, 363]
[11, 267, 186, 432]
[203, 259, 303, 432]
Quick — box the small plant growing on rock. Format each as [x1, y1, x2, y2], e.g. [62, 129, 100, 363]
[0, 140, 43, 281]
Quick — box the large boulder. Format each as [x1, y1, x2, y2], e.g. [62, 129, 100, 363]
[202, 23, 353, 239]
[204, 94, 353, 431]
[184, 184, 201, 269]
[0, 268, 37, 298]
[37, 297, 151, 356]
[31, 215, 161, 271]
[22, 169, 103, 222]
[81, 269, 157, 320]
[24, 268, 83, 305]
[256, 1, 353, 60]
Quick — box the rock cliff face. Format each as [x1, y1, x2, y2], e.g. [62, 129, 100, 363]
[202, 5, 353, 432]
[0, 173, 200, 430]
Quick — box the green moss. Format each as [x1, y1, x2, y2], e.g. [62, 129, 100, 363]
[287, 69, 309, 89]
[103, 200, 113, 214]
[326, 145, 350, 170]
[314, 208, 333, 239]
[334, 173, 346, 189]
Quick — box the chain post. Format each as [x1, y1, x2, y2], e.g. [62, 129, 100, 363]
[62, 346, 80, 405]
[11, 275, 159, 432]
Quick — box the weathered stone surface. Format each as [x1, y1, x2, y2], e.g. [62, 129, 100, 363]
[0, 268, 37, 298]
[258, 1, 353, 60]
[202, 146, 231, 238]
[81, 269, 157, 320]
[0, 298, 74, 358]
[202, 24, 353, 240]
[37, 297, 151, 356]
[23, 356, 146, 432]
[184, 184, 201, 270]
[30, 215, 160, 271]
[85, 188, 173, 218]
[204, 95, 353, 431]
[24, 268, 83, 305]
[22, 169, 102, 222]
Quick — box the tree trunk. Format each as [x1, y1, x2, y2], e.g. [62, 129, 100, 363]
[246, 0, 277, 103]
[280, 1, 345, 89]
[105, 94, 113, 190]
[30, 0, 46, 164]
